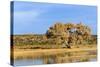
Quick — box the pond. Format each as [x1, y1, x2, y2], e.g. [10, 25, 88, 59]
[14, 57, 97, 66]
[14, 50, 97, 66]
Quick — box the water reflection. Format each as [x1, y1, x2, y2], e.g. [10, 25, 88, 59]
[14, 58, 43, 66]
[14, 57, 97, 66]
[14, 51, 97, 66]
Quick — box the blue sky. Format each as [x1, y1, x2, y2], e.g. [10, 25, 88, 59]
[13, 1, 97, 35]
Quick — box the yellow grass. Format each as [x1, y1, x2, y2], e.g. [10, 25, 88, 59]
[13, 45, 97, 60]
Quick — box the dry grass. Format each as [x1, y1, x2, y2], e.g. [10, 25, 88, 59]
[13, 45, 97, 60]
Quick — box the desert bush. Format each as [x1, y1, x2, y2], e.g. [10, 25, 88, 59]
[13, 22, 96, 48]
[46, 22, 94, 48]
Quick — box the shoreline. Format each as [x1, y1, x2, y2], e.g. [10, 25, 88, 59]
[13, 47, 97, 60]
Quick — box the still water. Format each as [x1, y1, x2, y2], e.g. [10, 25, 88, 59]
[14, 50, 97, 66]
[14, 58, 97, 66]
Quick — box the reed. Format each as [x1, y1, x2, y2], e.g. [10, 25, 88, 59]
[13, 47, 97, 60]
